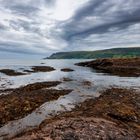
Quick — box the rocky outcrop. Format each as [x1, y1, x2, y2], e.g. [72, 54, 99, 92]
[76, 58, 140, 76]
[13, 88, 140, 139]
[61, 68, 74, 72]
[0, 81, 71, 127]
[0, 69, 26, 76]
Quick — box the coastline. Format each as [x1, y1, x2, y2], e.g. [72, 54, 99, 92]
[0, 58, 140, 139]
[13, 88, 140, 140]
[76, 57, 140, 77]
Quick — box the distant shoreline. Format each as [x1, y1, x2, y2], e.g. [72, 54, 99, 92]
[46, 47, 140, 59]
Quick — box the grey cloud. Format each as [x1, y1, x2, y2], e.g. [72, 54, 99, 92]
[9, 19, 41, 34]
[44, 0, 56, 6]
[0, 41, 48, 54]
[64, 17, 140, 41]
[0, 42, 32, 54]
[0, 23, 8, 31]
[61, 0, 140, 41]
[1, 0, 41, 17]
[72, 0, 106, 20]
[0, 0, 140, 55]
[9, 5, 40, 16]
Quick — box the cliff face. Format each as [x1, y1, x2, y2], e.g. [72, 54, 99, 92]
[47, 47, 140, 59]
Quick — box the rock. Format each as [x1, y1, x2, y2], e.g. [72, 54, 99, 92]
[76, 58, 140, 77]
[61, 68, 74, 72]
[0, 69, 26, 76]
[0, 81, 72, 126]
[62, 77, 73, 82]
[13, 88, 140, 139]
[81, 80, 92, 87]
[13, 118, 139, 140]
[31, 66, 55, 72]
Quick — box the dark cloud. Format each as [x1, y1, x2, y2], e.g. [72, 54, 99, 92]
[0, 42, 32, 54]
[72, 0, 105, 20]
[44, 0, 56, 6]
[0, 41, 46, 55]
[0, 23, 8, 31]
[9, 19, 41, 34]
[9, 5, 40, 16]
[62, 0, 140, 41]
[64, 17, 140, 41]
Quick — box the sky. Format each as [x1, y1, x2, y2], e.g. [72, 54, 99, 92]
[0, 0, 140, 56]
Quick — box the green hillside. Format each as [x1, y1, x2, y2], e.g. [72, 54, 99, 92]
[46, 47, 140, 59]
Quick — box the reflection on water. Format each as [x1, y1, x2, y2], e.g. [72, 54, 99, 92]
[0, 59, 140, 90]
[0, 59, 140, 139]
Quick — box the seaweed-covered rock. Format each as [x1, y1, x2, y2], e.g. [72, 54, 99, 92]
[76, 58, 140, 76]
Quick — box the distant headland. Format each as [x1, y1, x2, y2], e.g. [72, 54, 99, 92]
[46, 47, 140, 59]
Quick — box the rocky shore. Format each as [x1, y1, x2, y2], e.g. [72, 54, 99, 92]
[0, 81, 72, 127]
[76, 57, 140, 76]
[0, 58, 140, 140]
[0, 66, 55, 76]
[0, 69, 26, 76]
[13, 88, 140, 140]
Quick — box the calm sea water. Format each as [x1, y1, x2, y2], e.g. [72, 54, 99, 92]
[0, 59, 140, 139]
[0, 59, 139, 90]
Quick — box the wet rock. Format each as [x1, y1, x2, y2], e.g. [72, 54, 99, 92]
[0, 69, 26, 76]
[13, 118, 138, 140]
[62, 77, 73, 82]
[16, 81, 61, 92]
[76, 58, 140, 77]
[0, 81, 72, 127]
[81, 80, 92, 87]
[61, 68, 74, 72]
[13, 88, 140, 139]
[23, 70, 34, 73]
[23, 66, 55, 73]
[31, 66, 55, 72]
[62, 132, 79, 140]
[107, 113, 138, 122]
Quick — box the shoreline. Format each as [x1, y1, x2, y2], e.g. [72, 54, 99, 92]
[0, 58, 140, 139]
[0, 66, 56, 76]
[76, 57, 140, 77]
[0, 81, 72, 127]
[13, 87, 140, 139]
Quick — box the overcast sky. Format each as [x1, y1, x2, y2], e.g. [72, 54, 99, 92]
[0, 0, 140, 56]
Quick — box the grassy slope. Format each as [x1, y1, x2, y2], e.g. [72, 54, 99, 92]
[47, 47, 140, 59]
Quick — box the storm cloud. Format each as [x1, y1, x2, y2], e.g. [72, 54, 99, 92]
[0, 0, 140, 55]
